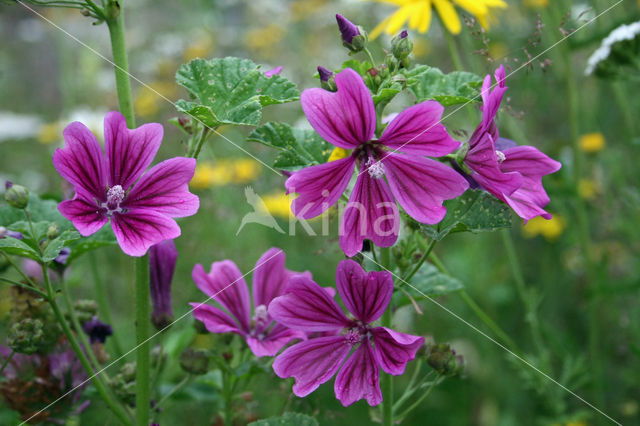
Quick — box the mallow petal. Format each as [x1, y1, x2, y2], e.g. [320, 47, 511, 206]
[190, 303, 244, 335]
[500, 146, 562, 179]
[110, 209, 180, 257]
[378, 101, 460, 156]
[286, 156, 356, 219]
[383, 152, 469, 224]
[466, 133, 522, 198]
[339, 170, 399, 257]
[58, 196, 107, 236]
[191, 261, 251, 333]
[246, 326, 306, 358]
[334, 343, 382, 407]
[371, 327, 424, 375]
[252, 247, 288, 308]
[335, 259, 393, 324]
[268, 275, 351, 332]
[53, 121, 107, 201]
[104, 111, 162, 189]
[122, 157, 199, 218]
[301, 68, 375, 148]
[273, 336, 350, 397]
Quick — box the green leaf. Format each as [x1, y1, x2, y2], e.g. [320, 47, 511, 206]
[176, 57, 299, 127]
[421, 190, 512, 241]
[394, 263, 463, 306]
[249, 412, 319, 426]
[372, 79, 403, 106]
[0, 195, 68, 231]
[0, 236, 40, 261]
[8, 221, 52, 241]
[248, 122, 333, 170]
[65, 226, 117, 265]
[339, 59, 373, 76]
[404, 65, 483, 106]
[42, 229, 81, 262]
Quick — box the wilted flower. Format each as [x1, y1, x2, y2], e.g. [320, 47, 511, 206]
[286, 68, 468, 256]
[82, 316, 113, 344]
[461, 66, 561, 222]
[52, 111, 199, 256]
[190, 248, 307, 357]
[149, 239, 178, 329]
[269, 259, 424, 406]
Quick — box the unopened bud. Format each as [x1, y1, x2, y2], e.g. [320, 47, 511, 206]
[4, 182, 29, 209]
[426, 343, 465, 376]
[180, 348, 210, 375]
[8, 318, 45, 354]
[391, 30, 413, 61]
[46, 223, 61, 240]
[336, 14, 367, 53]
[318, 66, 337, 92]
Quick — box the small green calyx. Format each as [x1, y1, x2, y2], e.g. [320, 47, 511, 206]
[4, 182, 29, 209]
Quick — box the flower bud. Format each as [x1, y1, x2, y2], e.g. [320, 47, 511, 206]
[4, 182, 29, 209]
[179, 348, 210, 375]
[391, 30, 413, 61]
[82, 316, 113, 344]
[149, 239, 178, 330]
[8, 318, 45, 354]
[426, 343, 465, 376]
[318, 66, 337, 91]
[336, 14, 367, 53]
[73, 299, 99, 324]
[46, 223, 61, 240]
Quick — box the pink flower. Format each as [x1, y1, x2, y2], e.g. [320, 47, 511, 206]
[285, 69, 468, 257]
[269, 259, 424, 407]
[463, 66, 561, 221]
[52, 111, 199, 256]
[190, 248, 307, 357]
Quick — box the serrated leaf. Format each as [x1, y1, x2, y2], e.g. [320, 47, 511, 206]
[248, 122, 333, 170]
[394, 263, 463, 306]
[372, 79, 403, 106]
[422, 190, 512, 240]
[176, 57, 299, 127]
[404, 65, 483, 106]
[42, 229, 80, 262]
[0, 236, 40, 261]
[249, 412, 319, 426]
[8, 220, 53, 241]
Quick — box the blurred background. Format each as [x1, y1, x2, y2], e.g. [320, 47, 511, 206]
[1, 0, 639, 424]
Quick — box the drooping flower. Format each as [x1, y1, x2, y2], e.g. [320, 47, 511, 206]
[368, 0, 507, 38]
[269, 259, 424, 407]
[285, 68, 468, 256]
[190, 248, 307, 357]
[149, 239, 178, 329]
[461, 66, 561, 221]
[82, 316, 113, 344]
[52, 111, 199, 256]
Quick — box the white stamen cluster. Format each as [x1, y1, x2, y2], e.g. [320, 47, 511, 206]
[585, 21, 640, 76]
[366, 158, 385, 179]
[495, 150, 506, 164]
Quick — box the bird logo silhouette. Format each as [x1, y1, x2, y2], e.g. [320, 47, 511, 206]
[236, 186, 285, 235]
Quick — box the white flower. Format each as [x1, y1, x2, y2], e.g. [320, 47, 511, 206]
[585, 21, 640, 76]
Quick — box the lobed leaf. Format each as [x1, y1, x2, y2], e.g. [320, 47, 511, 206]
[404, 65, 483, 107]
[394, 263, 463, 307]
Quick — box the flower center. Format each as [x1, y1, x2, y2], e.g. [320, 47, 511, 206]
[251, 304, 270, 338]
[105, 185, 125, 213]
[366, 157, 385, 179]
[495, 150, 506, 164]
[345, 328, 362, 346]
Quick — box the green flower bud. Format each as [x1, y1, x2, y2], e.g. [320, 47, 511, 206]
[179, 348, 210, 375]
[46, 223, 61, 240]
[4, 182, 29, 209]
[391, 30, 413, 61]
[73, 299, 99, 324]
[426, 343, 465, 376]
[8, 318, 45, 354]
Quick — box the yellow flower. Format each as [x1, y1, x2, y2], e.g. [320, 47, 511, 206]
[369, 0, 507, 38]
[183, 39, 213, 62]
[579, 132, 605, 153]
[134, 82, 177, 118]
[522, 215, 566, 241]
[191, 159, 261, 189]
[232, 159, 261, 183]
[191, 163, 227, 189]
[244, 25, 285, 52]
[260, 191, 294, 219]
[578, 179, 598, 200]
[37, 122, 61, 145]
[524, 0, 548, 7]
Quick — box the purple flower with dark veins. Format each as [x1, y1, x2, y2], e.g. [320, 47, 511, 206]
[149, 238, 178, 329]
[269, 259, 424, 407]
[190, 248, 307, 357]
[52, 111, 199, 256]
[462, 66, 561, 221]
[285, 68, 468, 256]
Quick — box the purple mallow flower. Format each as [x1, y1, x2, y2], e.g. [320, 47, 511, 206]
[149, 239, 178, 329]
[190, 248, 307, 357]
[269, 259, 424, 407]
[463, 66, 561, 221]
[285, 69, 468, 256]
[82, 316, 113, 344]
[336, 14, 360, 44]
[52, 111, 199, 256]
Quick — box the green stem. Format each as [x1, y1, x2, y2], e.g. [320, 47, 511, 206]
[90, 252, 123, 358]
[403, 239, 437, 282]
[443, 30, 464, 71]
[154, 375, 191, 410]
[378, 246, 393, 426]
[135, 255, 151, 426]
[0, 276, 47, 299]
[190, 127, 211, 159]
[0, 349, 15, 376]
[363, 47, 376, 66]
[611, 81, 635, 137]
[42, 265, 133, 425]
[105, 1, 135, 128]
[0, 251, 39, 289]
[429, 253, 521, 354]
[395, 374, 443, 420]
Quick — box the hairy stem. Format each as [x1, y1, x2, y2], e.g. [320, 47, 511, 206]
[0, 349, 15, 376]
[378, 246, 393, 426]
[403, 238, 437, 282]
[90, 252, 123, 358]
[135, 254, 151, 426]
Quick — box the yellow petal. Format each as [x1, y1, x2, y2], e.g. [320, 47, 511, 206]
[370, 13, 395, 40]
[416, 1, 433, 33]
[386, 5, 414, 35]
[433, 0, 461, 34]
[452, 0, 487, 16]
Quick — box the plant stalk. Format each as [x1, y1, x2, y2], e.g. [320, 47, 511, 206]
[134, 255, 151, 426]
[378, 246, 394, 426]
